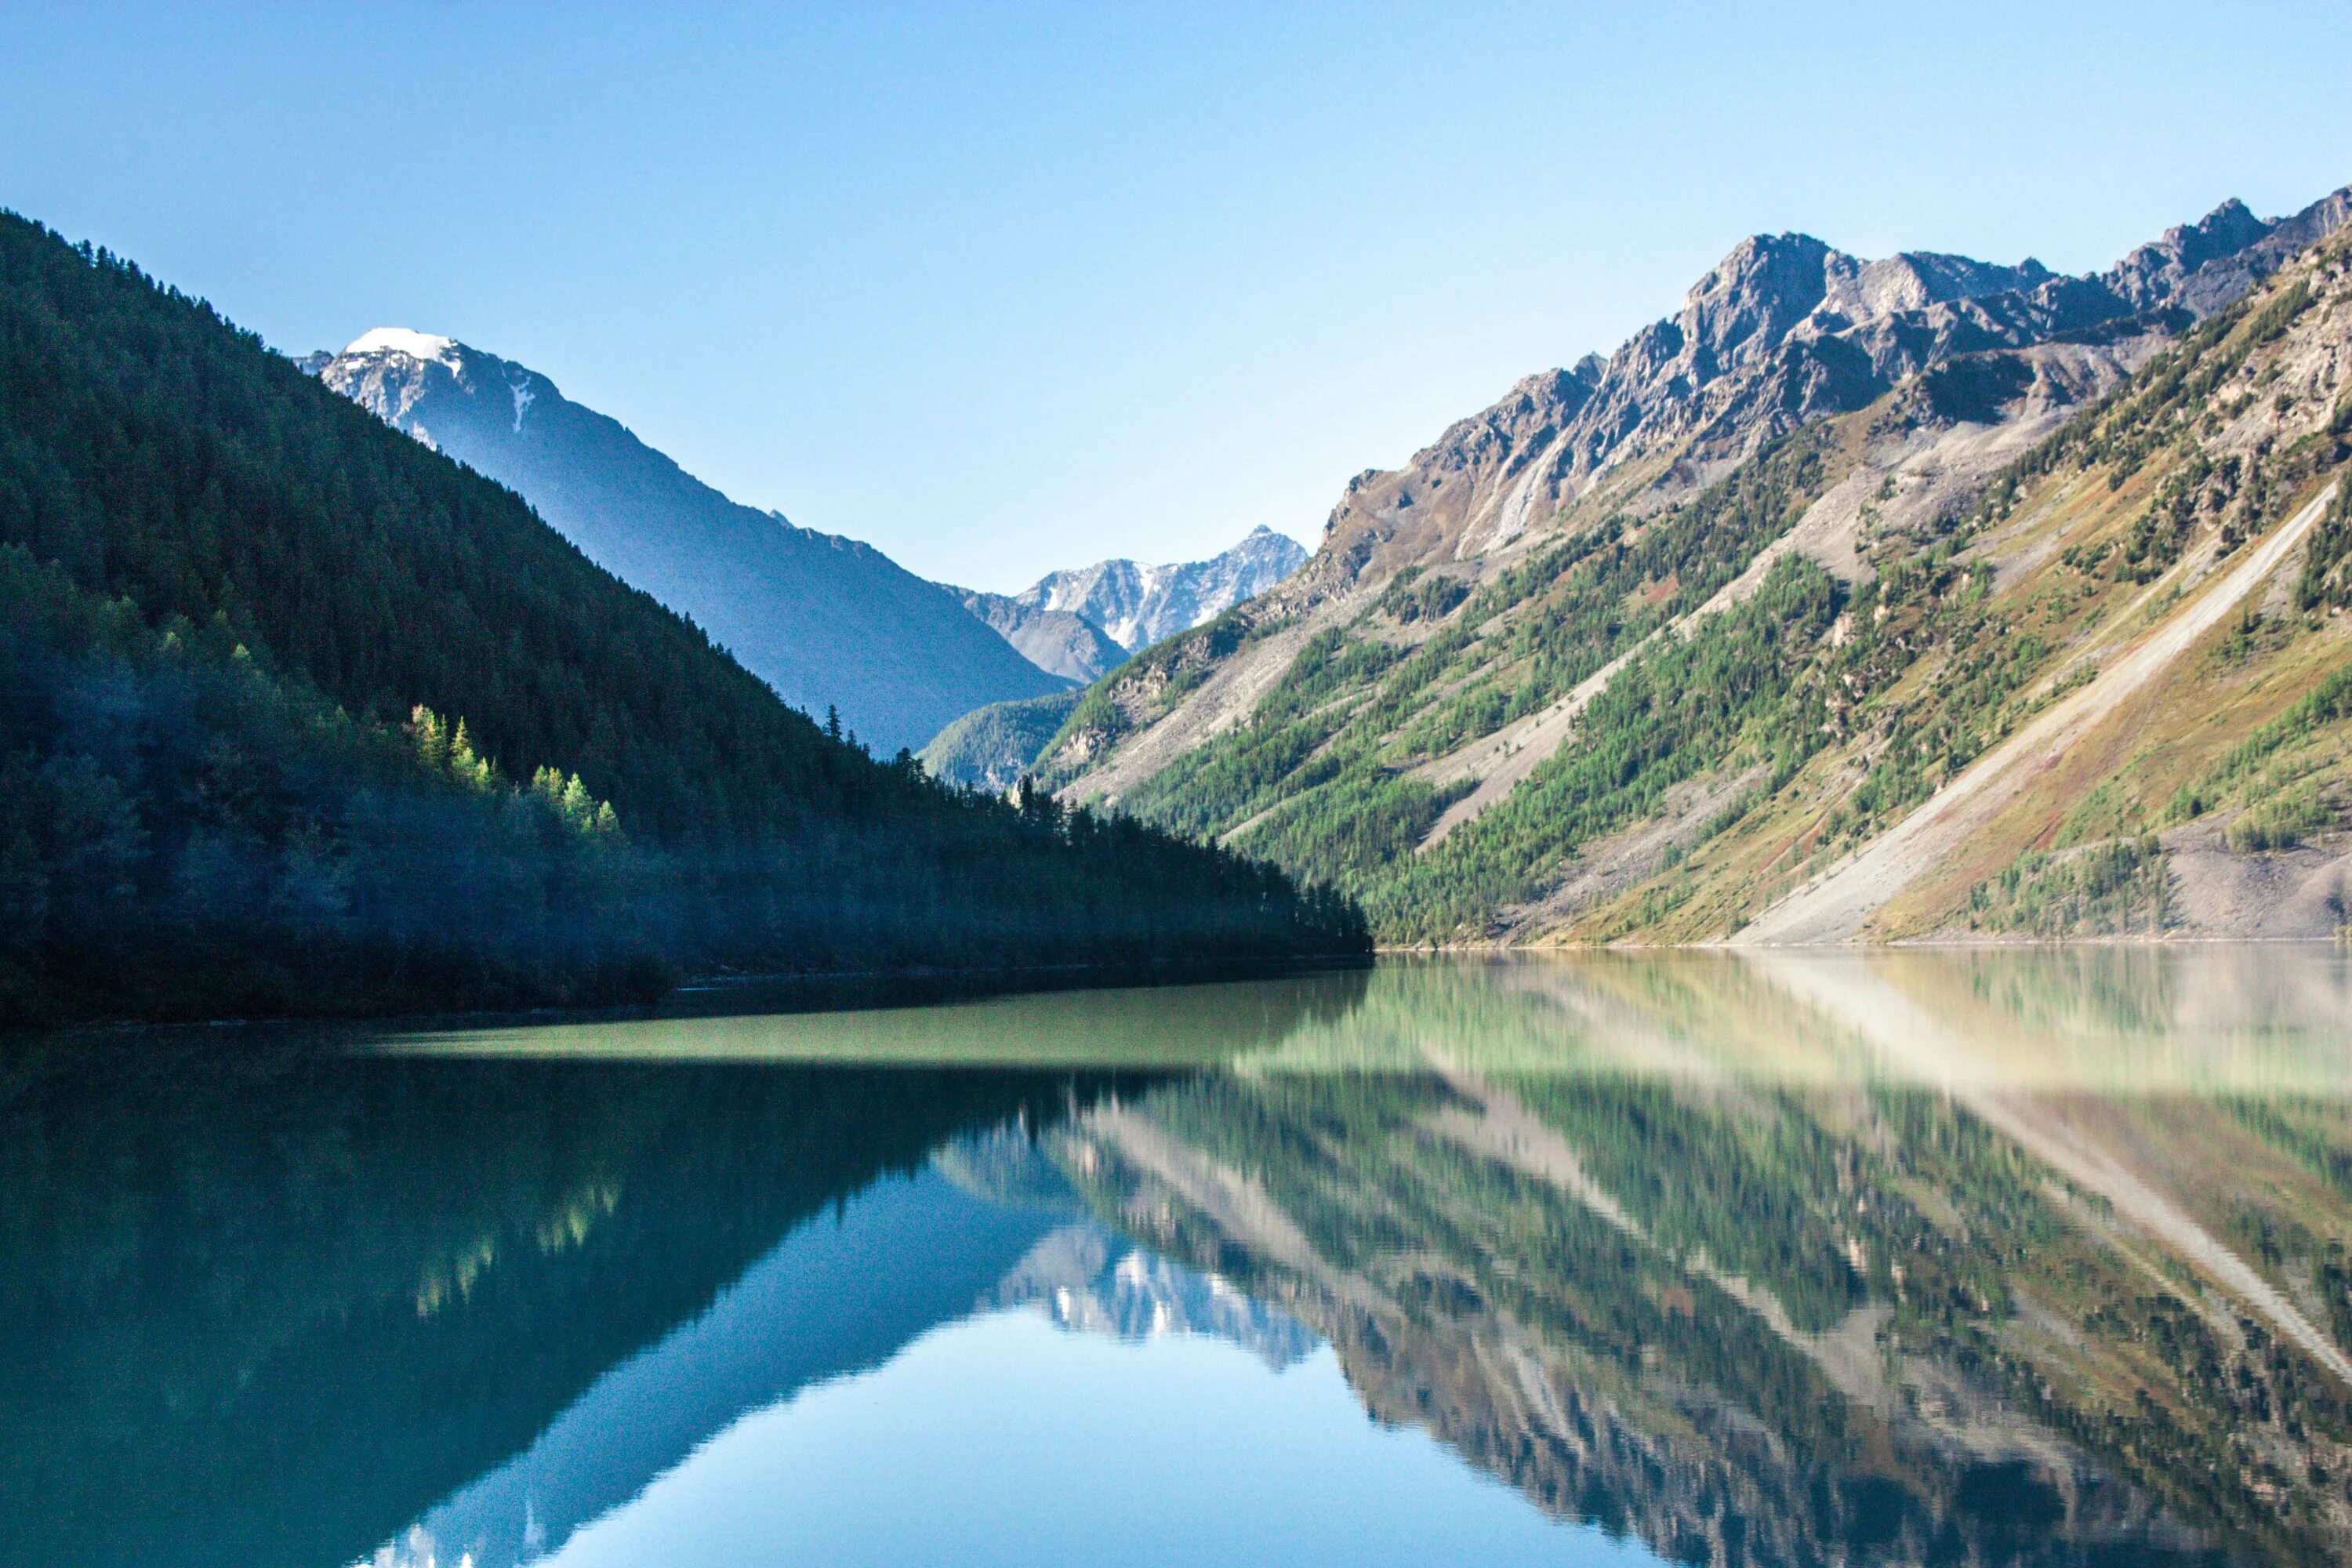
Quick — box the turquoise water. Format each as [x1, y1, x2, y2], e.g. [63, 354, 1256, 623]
[9, 947, 2352, 1566]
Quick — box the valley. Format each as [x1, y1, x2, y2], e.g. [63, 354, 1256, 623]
[16, 16, 2352, 1568]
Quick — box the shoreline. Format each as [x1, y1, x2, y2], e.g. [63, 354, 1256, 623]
[1378, 932, 2352, 953]
[5, 950, 1374, 1042]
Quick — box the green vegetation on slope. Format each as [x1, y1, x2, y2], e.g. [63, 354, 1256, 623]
[0, 545, 662, 1018]
[1052, 227, 2352, 945]
[916, 688, 1079, 793]
[0, 214, 1364, 1022]
[1964, 836, 2170, 936]
[1062, 427, 1839, 936]
[1374, 554, 1841, 937]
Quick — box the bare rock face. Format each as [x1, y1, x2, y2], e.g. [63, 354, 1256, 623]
[1294, 185, 2352, 611]
[950, 527, 1309, 683]
[1022, 525, 1310, 651]
[2103, 197, 2278, 312]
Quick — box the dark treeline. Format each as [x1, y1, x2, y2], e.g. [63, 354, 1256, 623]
[0, 212, 1365, 1023]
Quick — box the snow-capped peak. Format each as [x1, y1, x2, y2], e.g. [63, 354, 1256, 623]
[342, 327, 462, 365]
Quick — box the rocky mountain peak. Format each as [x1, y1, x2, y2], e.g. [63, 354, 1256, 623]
[310, 328, 546, 445]
[1021, 529, 1308, 652]
[1824, 250, 2056, 323]
[1272, 184, 2352, 612]
[2103, 196, 2279, 310]
[2172, 197, 2272, 265]
[949, 528, 1308, 684]
[1671, 231, 1842, 378]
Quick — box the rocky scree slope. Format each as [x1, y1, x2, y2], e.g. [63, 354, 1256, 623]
[1034, 183, 2352, 944]
[314, 332, 1067, 755]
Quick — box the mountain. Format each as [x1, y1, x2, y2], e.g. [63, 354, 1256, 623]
[950, 595, 1130, 684]
[951, 525, 1308, 682]
[1033, 181, 2352, 946]
[927, 527, 1308, 786]
[917, 688, 1080, 793]
[0, 212, 1366, 1022]
[310, 329, 1068, 754]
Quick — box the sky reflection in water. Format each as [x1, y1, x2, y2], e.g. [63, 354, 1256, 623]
[8, 946, 2352, 1568]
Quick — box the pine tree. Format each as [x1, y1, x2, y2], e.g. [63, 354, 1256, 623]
[411, 706, 450, 772]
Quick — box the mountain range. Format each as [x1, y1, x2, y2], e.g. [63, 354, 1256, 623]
[310, 334, 1310, 750]
[921, 527, 1311, 791]
[949, 526, 1307, 681]
[307, 329, 1069, 755]
[1033, 181, 2352, 945]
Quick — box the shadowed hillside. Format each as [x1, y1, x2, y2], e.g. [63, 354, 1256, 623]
[0, 212, 1366, 1022]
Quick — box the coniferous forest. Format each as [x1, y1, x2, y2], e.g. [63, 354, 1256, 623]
[0, 212, 1367, 1025]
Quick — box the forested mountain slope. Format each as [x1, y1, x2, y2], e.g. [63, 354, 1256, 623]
[312, 330, 1067, 755]
[0, 212, 1363, 1022]
[918, 689, 1082, 793]
[1037, 183, 2352, 944]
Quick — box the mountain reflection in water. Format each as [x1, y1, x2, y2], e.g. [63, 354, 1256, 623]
[6, 949, 2352, 1567]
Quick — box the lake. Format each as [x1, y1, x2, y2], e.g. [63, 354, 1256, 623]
[9, 947, 2352, 1567]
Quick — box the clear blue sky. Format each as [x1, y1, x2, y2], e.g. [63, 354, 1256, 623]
[4, 3, 2349, 590]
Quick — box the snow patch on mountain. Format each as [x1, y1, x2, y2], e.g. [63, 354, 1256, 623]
[342, 327, 462, 365]
[948, 526, 1308, 684]
[1022, 526, 1309, 652]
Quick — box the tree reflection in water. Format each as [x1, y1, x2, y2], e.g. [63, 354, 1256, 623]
[5, 949, 2351, 1568]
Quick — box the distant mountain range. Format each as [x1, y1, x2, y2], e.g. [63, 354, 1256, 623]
[307, 329, 1068, 755]
[949, 526, 1308, 682]
[924, 528, 1308, 789]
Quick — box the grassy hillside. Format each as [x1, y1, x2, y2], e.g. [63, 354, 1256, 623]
[1043, 223, 2352, 945]
[0, 213, 1364, 1022]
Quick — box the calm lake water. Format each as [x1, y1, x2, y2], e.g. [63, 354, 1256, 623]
[10, 948, 2352, 1567]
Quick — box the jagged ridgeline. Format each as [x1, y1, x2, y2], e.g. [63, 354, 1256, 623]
[0, 213, 1367, 1023]
[1040, 187, 2352, 944]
